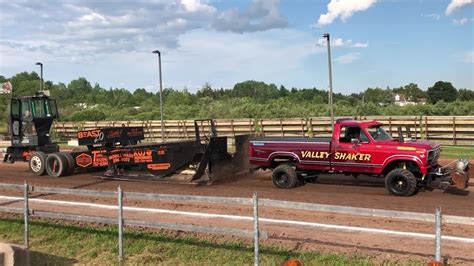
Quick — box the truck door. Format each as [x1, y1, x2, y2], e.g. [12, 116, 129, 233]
[332, 126, 375, 173]
[9, 99, 22, 145]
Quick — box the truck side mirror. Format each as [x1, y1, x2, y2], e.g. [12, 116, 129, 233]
[351, 138, 360, 145]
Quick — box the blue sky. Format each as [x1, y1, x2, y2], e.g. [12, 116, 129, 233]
[0, 0, 472, 94]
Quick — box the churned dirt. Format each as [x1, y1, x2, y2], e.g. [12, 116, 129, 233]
[0, 162, 473, 264]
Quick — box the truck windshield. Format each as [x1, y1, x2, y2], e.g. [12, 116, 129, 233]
[31, 98, 57, 118]
[367, 126, 392, 141]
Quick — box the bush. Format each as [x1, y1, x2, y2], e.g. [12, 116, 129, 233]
[68, 109, 106, 121]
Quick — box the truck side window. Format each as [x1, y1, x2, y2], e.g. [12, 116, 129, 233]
[339, 126, 360, 143]
[21, 100, 30, 118]
[339, 126, 369, 143]
[360, 131, 369, 143]
[11, 100, 20, 117]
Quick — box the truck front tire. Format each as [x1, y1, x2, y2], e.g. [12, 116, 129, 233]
[29, 151, 47, 176]
[385, 168, 417, 196]
[272, 164, 298, 189]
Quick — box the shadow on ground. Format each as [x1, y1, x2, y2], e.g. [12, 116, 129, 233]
[30, 251, 77, 266]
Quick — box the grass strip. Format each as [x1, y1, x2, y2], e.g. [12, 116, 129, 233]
[0, 218, 381, 265]
[440, 146, 474, 160]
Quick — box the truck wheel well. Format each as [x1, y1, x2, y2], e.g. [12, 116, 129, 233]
[270, 156, 297, 168]
[382, 160, 422, 178]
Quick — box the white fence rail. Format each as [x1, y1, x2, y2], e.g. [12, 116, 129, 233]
[0, 182, 471, 264]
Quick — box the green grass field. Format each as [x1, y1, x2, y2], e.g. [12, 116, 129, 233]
[0, 218, 399, 265]
[440, 146, 474, 160]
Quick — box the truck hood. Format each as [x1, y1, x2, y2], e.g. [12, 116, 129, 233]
[378, 139, 440, 151]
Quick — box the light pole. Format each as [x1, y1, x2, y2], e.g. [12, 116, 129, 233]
[152, 50, 165, 142]
[323, 33, 334, 131]
[35, 62, 43, 92]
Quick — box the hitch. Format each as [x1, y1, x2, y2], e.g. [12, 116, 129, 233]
[430, 159, 470, 190]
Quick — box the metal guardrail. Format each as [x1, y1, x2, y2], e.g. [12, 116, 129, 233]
[125, 219, 266, 239]
[29, 210, 264, 239]
[1, 183, 472, 225]
[0, 206, 23, 214]
[259, 199, 474, 226]
[123, 191, 252, 205]
[0, 183, 263, 265]
[0, 184, 252, 205]
[0, 182, 471, 264]
[0, 183, 23, 190]
[33, 186, 117, 198]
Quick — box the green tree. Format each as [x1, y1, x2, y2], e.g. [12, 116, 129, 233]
[196, 83, 215, 98]
[403, 83, 426, 102]
[458, 89, 474, 101]
[69, 109, 106, 121]
[232, 80, 279, 101]
[427, 81, 457, 103]
[363, 87, 393, 106]
[278, 85, 289, 97]
[10, 72, 40, 96]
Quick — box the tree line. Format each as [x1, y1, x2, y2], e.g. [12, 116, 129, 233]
[0, 72, 473, 123]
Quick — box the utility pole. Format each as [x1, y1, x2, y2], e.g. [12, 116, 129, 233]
[323, 33, 334, 131]
[152, 50, 165, 142]
[36, 62, 43, 92]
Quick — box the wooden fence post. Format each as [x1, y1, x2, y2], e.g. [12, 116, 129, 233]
[413, 116, 418, 140]
[419, 115, 423, 139]
[184, 120, 189, 140]
[231, 119, 235, 138]
[280, 118, 284, 137]
[388, 117, 392, 135]
[425, 116, 429, 140]
[453, 116, 457, 145]
[301, 118, 305, 137]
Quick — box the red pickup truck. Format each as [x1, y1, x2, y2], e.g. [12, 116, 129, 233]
[250, 118, 469, 196]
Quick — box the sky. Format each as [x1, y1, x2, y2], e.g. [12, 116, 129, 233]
[0, 0, 473, 94]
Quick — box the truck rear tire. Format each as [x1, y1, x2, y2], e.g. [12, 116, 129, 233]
[45, 153, 68, 177]
[272, 164, 298, 189]
[61, 152, 75, 176]
[385, 168, 417, 196]
[29, 151, 47, 176]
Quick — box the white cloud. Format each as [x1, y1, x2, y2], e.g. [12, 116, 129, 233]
[446, 0, 474, 15]
[213, 0, 287, 33]
[316, 0, 377, 27]
[335, 52, 360, 64]
[453, 17, 474, 25]
[316, 37, 367, 48]
[353, 42, 368, 48]
[0, 27, 324, 90]
[181, 0, 216, 13]
[79, 12, 108, 24]
[164, 29, 322, 87]
[0, 1, 218, 55]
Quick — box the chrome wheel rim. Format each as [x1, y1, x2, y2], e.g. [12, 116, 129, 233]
[30, 156, 42, 173]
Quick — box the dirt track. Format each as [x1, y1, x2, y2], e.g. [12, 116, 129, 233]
[0, 162, 472, 216]
[0, 162, 473, 264]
